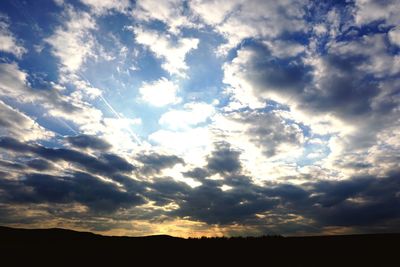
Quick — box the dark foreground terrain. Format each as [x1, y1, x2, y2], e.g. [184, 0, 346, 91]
[1, 226, 399, 266]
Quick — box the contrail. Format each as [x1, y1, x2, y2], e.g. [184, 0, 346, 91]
[78, 72, 142, 145]
[99, 93, 142, 145]
[56, 117, 78, 135]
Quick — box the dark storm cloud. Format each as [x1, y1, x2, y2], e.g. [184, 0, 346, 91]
[1, 135, 399, 232]
[136, 153, 184, 175]
[146, 177, 191, 206]
[146, 154, 400, 231]
[0, 136, 135, 176]
[151, 143, 278, 224]
[0, 136, 31, 152]
[206, 142, 242, 174]
[0, 171, 145, 213]
[66, 134, 111, 151]
[26, 159, 53, 171]
[307, 171, 400, 226]
[0, 152, 54, 172]
[259, 171, 400, 229]
[158, 175, 278, 225]
[183, 167, 209, 179]
[263, 183, 309, 203]
[0, 159, 25, 170]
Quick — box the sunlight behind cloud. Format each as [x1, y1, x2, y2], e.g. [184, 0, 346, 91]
[139, 78, 181, 107]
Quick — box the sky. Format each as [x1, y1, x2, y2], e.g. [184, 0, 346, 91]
[0, 0, 399, 237]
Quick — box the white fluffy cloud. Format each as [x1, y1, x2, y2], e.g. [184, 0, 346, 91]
[149, 127, 212, 165]
[0, 14, 26, 58]
[133, 0, 193, 33]
[79, 0, 130, 15]
[0, 62, 28, 100]
[191, 0, 307, 54]
[45, 7, 96, 73]
[139, 78, 181, 107]
[389, 27, 400, 47]
[159, 102, 215, 130]
[189, 0, 239, 25]
[354, 0, 400, 26]
[133, 27, 199, 77]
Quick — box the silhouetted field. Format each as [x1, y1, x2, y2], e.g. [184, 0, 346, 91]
[1, 226, 398, 266]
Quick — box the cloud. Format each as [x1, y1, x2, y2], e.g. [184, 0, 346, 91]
[133, 0, 193, 33]
[0, 0, 399, 236]
[79, 117, 142, 152]
[79, 0, 130, 15]
[149, 127, 211, 164]
[0, 62, 106, 132]
[0, 13, 26, 57]
[222, 33, 400, 171]
[66, 134, 111, 151]
[159, 102, 215, 130]
[0, 100, 53, 141]
[45, 7, 96, 73]
[154, 166, 400, 231]
[0, 171, 145, 213]
[189, 0, 239, 25]
[26, 159, 54, 171]
[354, 0, 400, 26]
[0, 137, 135, 176]
[223, 44, 311, 108]
[191, 0, 308, 54]
[232, 109, 305, 157]
[306, 171, 400, 227]
[0, 62, 28, 100]
[389, 27, 400, 47]
[139, 77, 181, 107]
[171, 178, 277, 225]
[206, 142, 242, 174]
[136, 152, 184, 175]
[133, 27, 199, 76]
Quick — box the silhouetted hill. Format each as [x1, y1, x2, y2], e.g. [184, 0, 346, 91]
[1, 226, 398, 266]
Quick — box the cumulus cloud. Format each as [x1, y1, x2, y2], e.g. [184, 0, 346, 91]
[191, 0, 308, 54]
[388, 26, 400, 47]
[206, 142, 242, 174]
[235, 110, 304, 157]
[0, 13, 26, 57]
[45, 7, 96, 73]
[139, 78, 181, 107]
[159, 102, 215, 130]
[354, 0, 400, 26]
[149, 127, 211, 160]
[79, 0, 130, 15]
[133, 0, 193, 33]
[133, 27, 199, 76]
[189, 0, 239, 25]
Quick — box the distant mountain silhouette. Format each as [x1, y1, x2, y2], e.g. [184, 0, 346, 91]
[1, 226, 398, 266]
